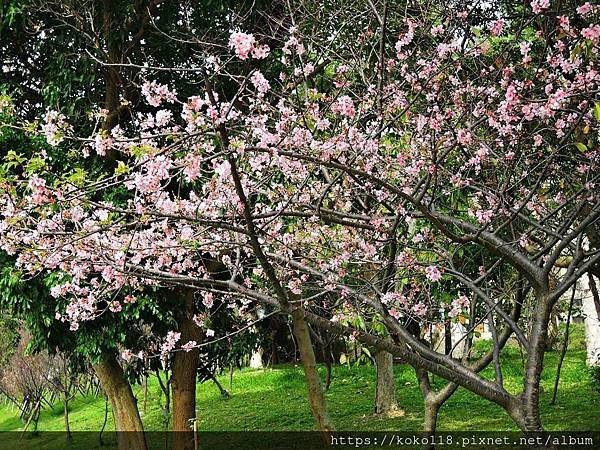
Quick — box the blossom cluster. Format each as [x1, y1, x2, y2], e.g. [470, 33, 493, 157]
[228, 32, 270, 60]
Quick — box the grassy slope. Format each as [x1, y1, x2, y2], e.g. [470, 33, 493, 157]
[0, 326, 597, 448]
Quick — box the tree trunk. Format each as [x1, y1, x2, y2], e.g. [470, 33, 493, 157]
[172, 289, 203, 450]
[93, 353, 147, 450]
[444, 321, 452, 355]
[585, 274, 600, 366]
[313, 327, 333, 390]
[99, 395, 109, 446]
[519, 294, 551, 432]
[291, 307, 335, 432]
[63, 391, 72, 442]
[423, 397, 440, 433]
[550, 287, 576, 404]
[324, 352, 332, 391]
[211, 375, 230, 398]
[422, 398, 440, 450]
[374, 348, 402, 416]
[249, 347, 264, 368]
[416, 367, 450, 450]
[143, 376, 148, 414]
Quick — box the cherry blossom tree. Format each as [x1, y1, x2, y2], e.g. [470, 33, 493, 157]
[2, 3, 286, 449]
[1, 0, 600, 442]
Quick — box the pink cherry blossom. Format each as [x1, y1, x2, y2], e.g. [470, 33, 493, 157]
[121, 349, 134, 362]
[282, 35, 305, 56]
[251, 71, 270, 95]
[94, 133, 113, 157]
[531, 0, 550, 14]
[28, 175, 52, 205]
[389, 309, 402, 320]
[202, 292, 214, 309]
[251, 44, 270, 59]
[457, 129, 472, 146]
[582, 25, 600, 44]
[303, 63, 315, 76]
[141, 80, 177, 107]
[576, 2, 592, 16]
[229, 31, 256, 60]
[331, 96, 356, 118]
[412, 302, 428, 317]
[161, 331, 181, 355]
[489, 19, 505, 36]
[431, 25, 444, 36]
[182, 153, 202, 182]
[42, 110, 69, 146]
[181, 340, 197, 352]
[395, 19, 416, 59]
[425, 266, 442, 282]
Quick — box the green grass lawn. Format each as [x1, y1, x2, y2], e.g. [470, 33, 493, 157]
[0, 325, 598, 449]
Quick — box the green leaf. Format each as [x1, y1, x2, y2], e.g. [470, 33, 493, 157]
[594, 102, 600, 122]
[130, 144, 154, 158]
[574, 142, 587, 153]
[115, 160, 130, 176]
[4, 150, 25, 164]
[25, 157, 47, 174]
[67, 167, 87, 186]
[339, 353, 347, 364]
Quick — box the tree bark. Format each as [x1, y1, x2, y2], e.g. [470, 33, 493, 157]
[99, 395, 109, 446]
[423, 397, 440, 433]
[519, 293, 551, 432]
[416, 368, 449, 450]
[589, 273, 600, 320]
[586, 274, 600, 366]
[444, 321, 452, 355]
[550, 287, 576, 404]
[374, 348, 402, 416]
[63, 391, 72, 442]
[93, 353, 147, 450]
[171, 288, 203, 450]
[291, 307, 335, 432]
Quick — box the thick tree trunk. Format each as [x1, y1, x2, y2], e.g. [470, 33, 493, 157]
[422, 399, 440, 450]
[374, 348, 402, 416]
[93, 353, 147, 450]
[291, 307, 335, 432]
[423, 397, 440, 433]
[416, 367, 450, 450]
[519, 294, 551, 432]
[171, 289, 203, 450]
